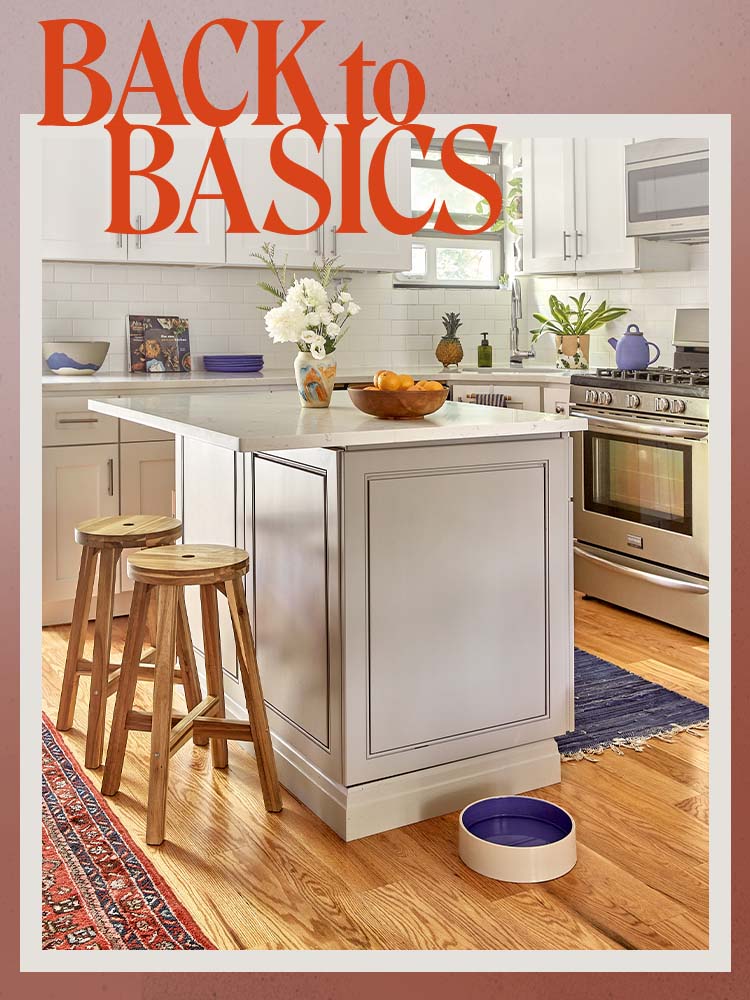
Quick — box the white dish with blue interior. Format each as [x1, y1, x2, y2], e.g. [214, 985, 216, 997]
[458, 795, 576, 882]
[43, 341, 110, 376]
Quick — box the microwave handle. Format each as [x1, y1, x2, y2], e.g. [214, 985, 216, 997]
[569, 410, 708, 440]
[574, 546, 709, 594]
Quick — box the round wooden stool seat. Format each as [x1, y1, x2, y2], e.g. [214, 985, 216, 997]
[127, 544, 249, 586]
[75, 514, 182, 549]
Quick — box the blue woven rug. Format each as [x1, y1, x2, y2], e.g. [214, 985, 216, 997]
[556, 649, 709, 761]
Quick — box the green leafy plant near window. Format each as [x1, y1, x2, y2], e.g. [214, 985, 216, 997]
[530, 294, 630, 343]
[476, 175, 522, 235]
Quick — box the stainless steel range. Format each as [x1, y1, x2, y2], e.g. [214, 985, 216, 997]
[570, 358, 709, 636]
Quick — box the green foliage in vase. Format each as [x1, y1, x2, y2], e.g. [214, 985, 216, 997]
[530, 293, 630, 343]
[251, 242, 344, 313]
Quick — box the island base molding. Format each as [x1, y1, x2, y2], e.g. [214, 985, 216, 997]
[268, 733, 561, 842]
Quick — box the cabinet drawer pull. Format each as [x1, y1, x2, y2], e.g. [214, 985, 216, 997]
[575, 230, 583, 260]
[107, 458, 114, 497]
[116, 233, 123, 249]
[57, 416, 99, 425]
[136, 214, 142, 250]
[316, 227, 322, 254]
[330, 225, 337, 255]
[562, 231, 571, 260]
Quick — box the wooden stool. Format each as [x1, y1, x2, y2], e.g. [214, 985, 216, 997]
[56, 514, 203, 771]
[101, 544, 283, 846]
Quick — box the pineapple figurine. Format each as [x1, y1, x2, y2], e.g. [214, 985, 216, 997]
[435, 311, 464, 370]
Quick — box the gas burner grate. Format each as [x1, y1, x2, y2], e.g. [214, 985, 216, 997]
[595, 367, 709, 386]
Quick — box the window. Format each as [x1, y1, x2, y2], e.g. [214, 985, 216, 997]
[394, 141, 503, 287]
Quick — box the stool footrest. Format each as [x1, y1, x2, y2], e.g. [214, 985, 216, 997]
[192, 718, 253, 742]
[125, 708, 186, 732]
[169, 696, 220, 757]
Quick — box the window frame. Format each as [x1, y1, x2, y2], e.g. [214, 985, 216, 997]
[394, 139, 504, 289]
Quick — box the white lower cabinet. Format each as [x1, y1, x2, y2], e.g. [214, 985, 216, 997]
[452, 382, 543, 410]
[42, 444, 120, 613]
[543, 385, 570, 414]
[119, 441, 176, 592]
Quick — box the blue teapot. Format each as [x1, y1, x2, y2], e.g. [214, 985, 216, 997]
[608, 324, 661, 370]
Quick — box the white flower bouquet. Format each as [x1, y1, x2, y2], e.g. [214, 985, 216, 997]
[253, 243, 360, 360]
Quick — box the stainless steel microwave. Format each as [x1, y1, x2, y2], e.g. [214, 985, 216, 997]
[625, 139, 709, 241]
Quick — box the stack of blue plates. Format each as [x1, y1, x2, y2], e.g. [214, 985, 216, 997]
[203, 354, 264, 373]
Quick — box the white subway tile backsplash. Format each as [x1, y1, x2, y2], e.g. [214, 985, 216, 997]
[39, 256, 708, 373]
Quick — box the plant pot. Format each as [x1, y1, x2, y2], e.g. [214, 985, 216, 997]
[555, 334, 590, 370]
[294, 351, 337, 408]
[435, 336, 464, 370]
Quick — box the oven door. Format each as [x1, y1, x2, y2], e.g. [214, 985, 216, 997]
[625, 151, 709, 238]
[572, 411, 708, 577]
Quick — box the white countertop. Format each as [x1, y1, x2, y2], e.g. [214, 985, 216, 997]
[43, 365, 577, 394]
[88, 391, 587, 452]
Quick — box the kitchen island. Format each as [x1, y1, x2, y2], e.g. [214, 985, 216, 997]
[89, 390, 586, 841]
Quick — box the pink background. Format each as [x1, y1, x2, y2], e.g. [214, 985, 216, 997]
[2, 0, 745, 993]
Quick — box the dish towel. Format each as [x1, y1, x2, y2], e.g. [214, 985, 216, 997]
[473, 393, 507, 407]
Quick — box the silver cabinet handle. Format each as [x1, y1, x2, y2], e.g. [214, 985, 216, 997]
[562, 231, 571, 260]
[116, 233, 123, 249]
[569, 409, 708, 440]
[330, 225, 337, 255]
[575, 231, 583, 259]
[574, 545, 709, 594]
[136, 214, 142, 250]
[57, 416, 99, 425]
[316, 227, 322, 255]
[107, 458, 114, 497]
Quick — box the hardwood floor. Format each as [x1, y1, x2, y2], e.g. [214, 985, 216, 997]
[41, 594, 709, 950]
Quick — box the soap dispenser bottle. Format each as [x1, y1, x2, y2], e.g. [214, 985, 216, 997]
[478, 331, 493, 368]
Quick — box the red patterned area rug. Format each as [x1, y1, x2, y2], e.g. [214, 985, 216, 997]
[42, 713, 215, 950]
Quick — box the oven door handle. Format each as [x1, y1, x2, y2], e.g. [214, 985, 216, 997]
[569, 410, 708, 440]
[574, 545, 709, 594]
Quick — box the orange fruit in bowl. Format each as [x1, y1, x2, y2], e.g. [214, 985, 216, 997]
[376, 370, 402, 392]
[423, 380, 445, 391]
[398, 374, 415, 390]
[363, 385, 379, 391]
[373, 369, 389, 386]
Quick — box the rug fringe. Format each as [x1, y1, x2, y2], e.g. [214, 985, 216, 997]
[560, 719, 709, 763]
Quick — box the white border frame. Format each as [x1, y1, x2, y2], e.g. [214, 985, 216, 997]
[20, 113, 731, 972]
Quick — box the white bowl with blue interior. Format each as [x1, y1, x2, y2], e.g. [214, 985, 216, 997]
[458, 795, 576, 882]
[43, 341, 110, 376]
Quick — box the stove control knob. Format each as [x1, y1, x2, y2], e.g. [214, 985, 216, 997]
[670, 398, 686, 415]
[626, 393, 641, 408]
[599, 390, 612, 405]
[585, 389, 599, 404]
[655, 396, 671, 412]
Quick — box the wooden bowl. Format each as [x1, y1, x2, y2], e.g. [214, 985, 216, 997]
[348, 383, 449, 419]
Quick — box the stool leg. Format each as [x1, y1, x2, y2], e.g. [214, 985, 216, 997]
[57, 545, 98, 731]
[176, 590, 209, 747]
[225, 577, 282, 813]
[200, 584, 228, 769]
[146, 585, 178, 845]
[85, 546, 118, 769]
[101, 582, 151, 796]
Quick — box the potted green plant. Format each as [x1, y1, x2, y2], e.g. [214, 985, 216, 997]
[530, 293, 630, 370]
[435, 311, 464, 369]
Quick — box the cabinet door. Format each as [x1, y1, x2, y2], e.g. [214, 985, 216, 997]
[573, 138, 637, 272]
[41, 127, 127, 262]
[119, 441, 176, 592]
[42, 444, 120, 605]
[542, 385, 570, 414]
[521, 138, 576, 274]
[130, 127, 226, 264]
[225, 130, 324, 268]
[324, 130, 412, 271]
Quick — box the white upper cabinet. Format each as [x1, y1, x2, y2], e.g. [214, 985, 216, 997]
[522, 137, 641, 274]
[225, 128, 324, 269]
[522, 138, 576, 274]
[42, 127, 127, 262]
[129, 126, 226, 265]
[573, 138, 636, 272]
[324, 130, 412, 271]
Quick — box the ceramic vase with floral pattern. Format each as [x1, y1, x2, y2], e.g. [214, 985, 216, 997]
[294, 351, 338, 408]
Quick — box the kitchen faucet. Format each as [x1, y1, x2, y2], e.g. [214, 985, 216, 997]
[509, 278, 535, 366]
